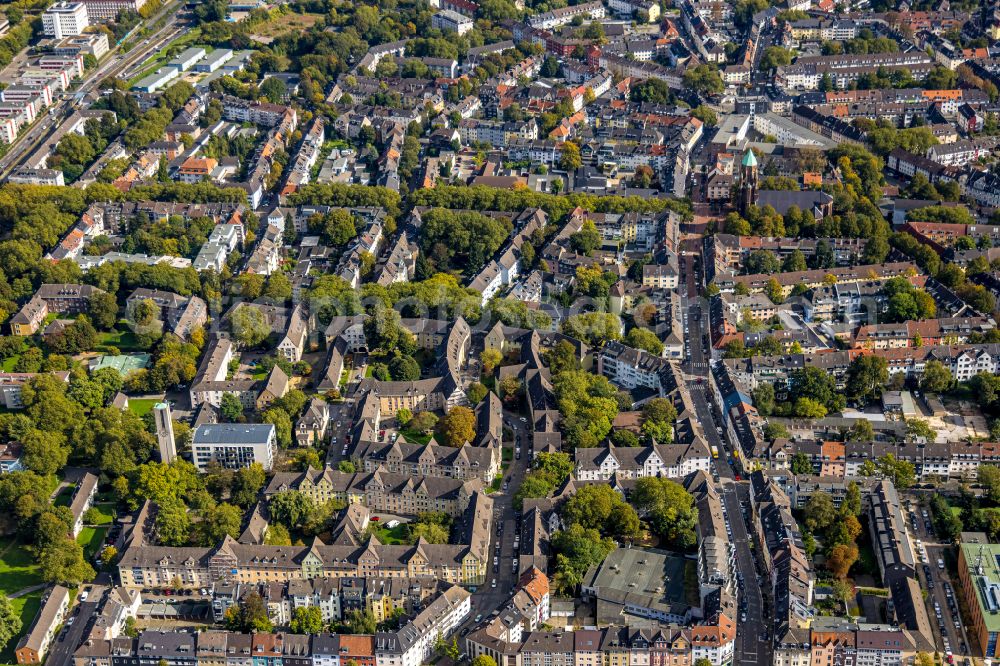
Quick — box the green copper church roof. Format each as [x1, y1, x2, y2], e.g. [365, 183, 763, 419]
[742, 149, 758, 168]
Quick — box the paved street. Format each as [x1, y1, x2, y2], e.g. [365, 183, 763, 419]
[0, 1, 185, 178]
[46, 597, 101, 666]
[463, 412, 530, 631]
[679, 250, 772, 666]
[908, 500, 974, 660]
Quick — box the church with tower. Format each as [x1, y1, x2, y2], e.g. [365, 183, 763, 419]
[738, 147, 758, 216]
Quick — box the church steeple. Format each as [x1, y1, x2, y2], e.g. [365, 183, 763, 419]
[739, 147, 758, 216]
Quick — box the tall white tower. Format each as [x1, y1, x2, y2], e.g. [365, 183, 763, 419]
[153, 402, 177, 465]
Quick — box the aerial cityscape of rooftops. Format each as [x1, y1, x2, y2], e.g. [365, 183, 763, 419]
[2, 0, 1000, 665]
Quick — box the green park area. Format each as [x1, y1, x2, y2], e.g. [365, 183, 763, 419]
[78, 526, 109, 561]
[127, 398, 159, 417]
[96, 324, 142, 352]
[374, 523, 408, 545]
[0, 538, 45, 665]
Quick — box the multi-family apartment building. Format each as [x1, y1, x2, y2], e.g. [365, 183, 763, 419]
[264, 468, 485, 518]
[190, 424, 277, 471]
[574, 443, 712, 481]
[352, 440, 501, 485]
[9, 283, 107, 336]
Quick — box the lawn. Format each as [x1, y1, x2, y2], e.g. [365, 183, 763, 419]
[0, 591, 42, 665]
[97, 324, 141, 352]
[401, 428, 432, 445]
[374, 524, 408, 545]
[248, 10, 323, 40]
[128, 398, 158, 417]
[77, 526, 109, 561]
[0, 542, 44, 595]
[54, 486, 74, 507]
[86, 503, 116, 525]
[0, 339, 26, 372]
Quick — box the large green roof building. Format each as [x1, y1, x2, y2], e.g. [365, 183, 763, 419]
[958, 534, 1000, 658]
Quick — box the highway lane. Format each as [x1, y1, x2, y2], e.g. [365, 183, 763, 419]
[0, 3, 184, 178]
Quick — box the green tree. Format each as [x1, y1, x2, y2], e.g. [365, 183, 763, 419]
[230, 306, 270, 348]
[230, 463, 266, 508]
[690, 105, 718, 127]
[0, 595, 22, 652]
[290, 606, 323, 634]
[155, 500, 191, 545]
[270, 491, 316, 529]
[480, 349, 502, 374]
[764, 277, 784, 304]
[790, 451, 813, 475]
[472, 656, 498, 666]
[259, 77, 286, 104]
[640, 397, 677, 444]
[466, 382, 488, 404]
[764, 422, 789, 441]
[343, 609, 376, 634]
[625, 328, 664, 356]
[263, 274, 292, 302]
[980, 465, 1000, 504]
[568, 220, 601, 255]
[850, 419, 875, 441]
[396, 407, 413, 426]
[631, 477, 698, 550]
[88, 291, 119, 330]
[561, 313, 622, 346]
[877, 454, 916, 489]
[905, 418, 935, 442]
[842, 481, 862, 517]
[409, 411, 439, 432]
[262, 408, 293, 448]
[389, 355, 421, 381]
[195, 503, 242, 545]
[558, 141, 582, 171]
[220, 393, 243, 422]
[553, 370, 621, 448]
[436, 405, 476, 446]
[759, 46, 793, 70]
[21, 429, 68, 476]
[921, 360, 952, 393]
[682, 64, 724, 95]
[562, 484, 641, 541]
[752, 384, 776, 417]
[224, 592, 273, 632]
[549, 523, 615, 594]
[793, 397, 827, 418]
[264, 523, 291, 545]
[630, 78, 672, 104]
[408, 520, 450, 544]
[803, 493, 837, 533]
[845, 355, 888, 403]
[790, 366, 843, 412]
[39, 537, 95, 586]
